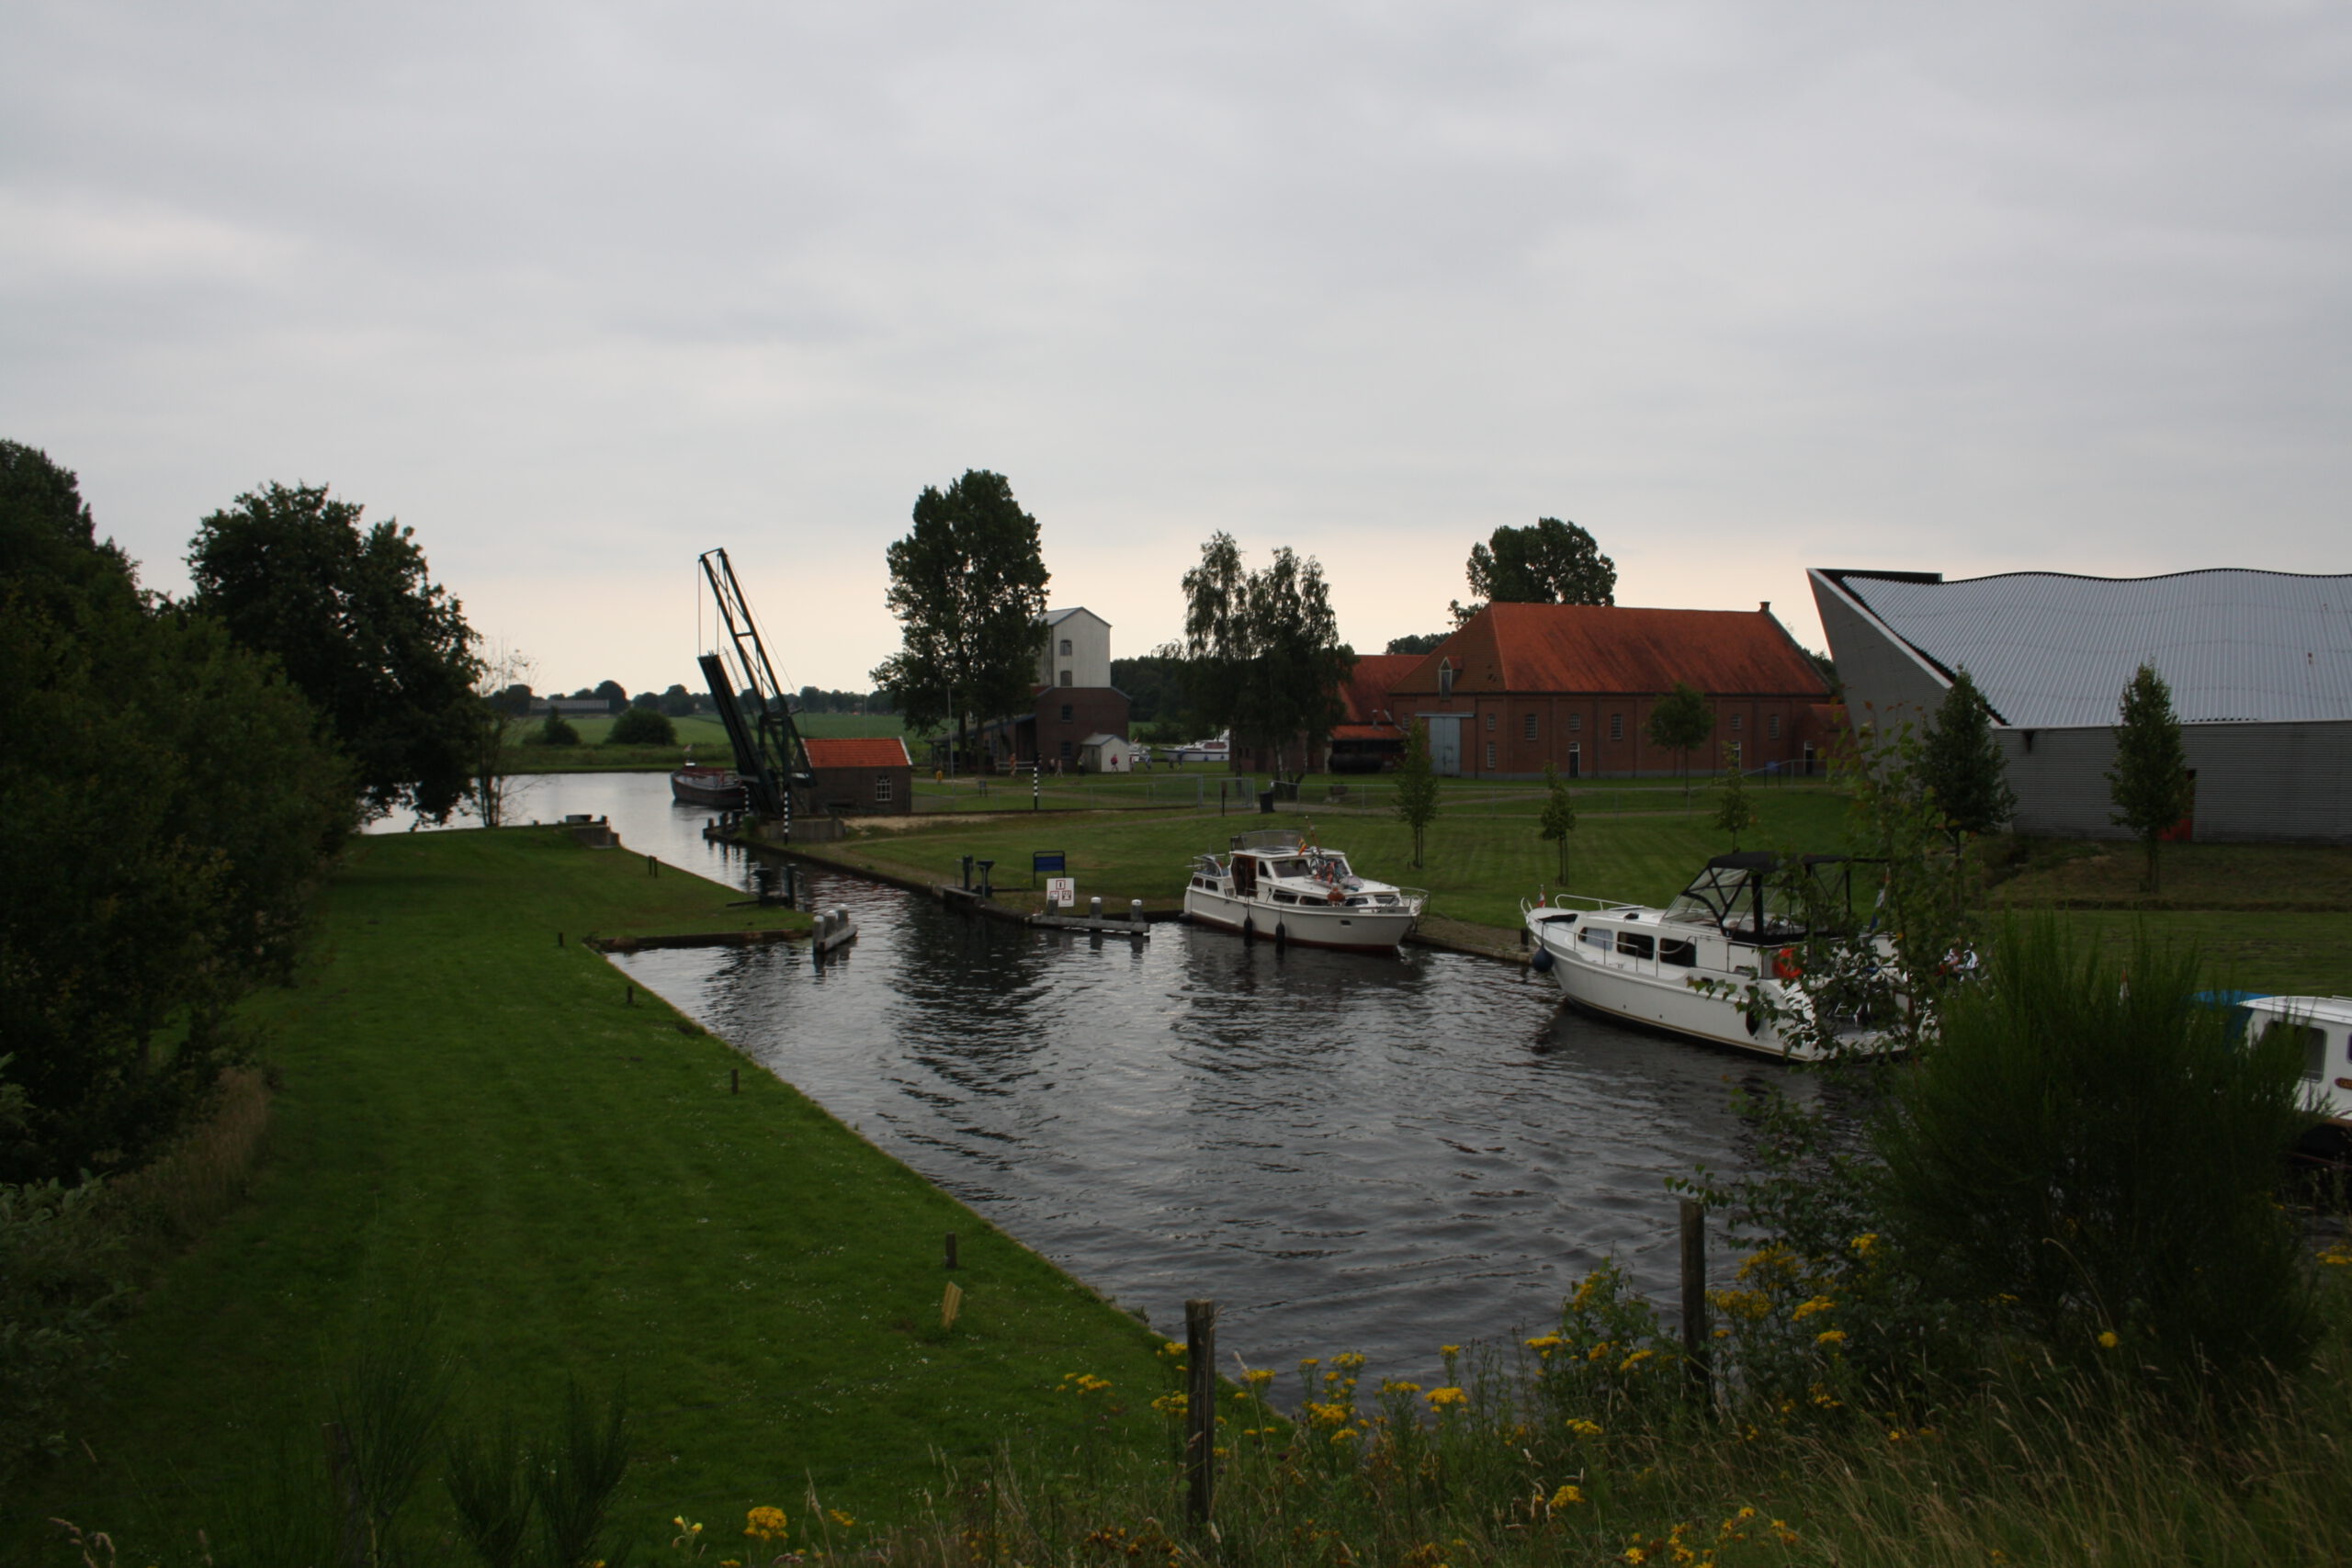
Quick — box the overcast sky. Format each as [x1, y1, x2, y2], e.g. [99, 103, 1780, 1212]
[6, 1, 2347, 694]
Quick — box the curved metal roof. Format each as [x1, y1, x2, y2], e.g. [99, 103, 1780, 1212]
[1826, 569, 2352, 728]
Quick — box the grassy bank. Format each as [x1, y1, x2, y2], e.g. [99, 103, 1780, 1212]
[800, 783, 1847, 931]
[789, 786, 2352, 992]
[17, 829, 1164, 1562]
[503, 711, 909, 773]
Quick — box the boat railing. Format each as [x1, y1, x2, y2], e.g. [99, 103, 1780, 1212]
[1522, 893, 1624, 914]
[1229, 829, 1305, 852]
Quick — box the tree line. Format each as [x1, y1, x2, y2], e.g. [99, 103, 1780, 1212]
[2, 446, 488, 1186]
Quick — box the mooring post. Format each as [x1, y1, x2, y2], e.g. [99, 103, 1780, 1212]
[626, 984, 635, 1007]
[1184, 1298, 1217, 1527]
[729, 1067, 739, 1096]
[556, 931, 564, 947]
[944, 1231, 959, 1270]
[323, 1421, 367, 1568]
[647, 852, 658, 876]
[1679, 1197, 1712, 1404]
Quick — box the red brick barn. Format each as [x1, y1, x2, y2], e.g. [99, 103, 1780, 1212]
[1382, 603, 1833, 779]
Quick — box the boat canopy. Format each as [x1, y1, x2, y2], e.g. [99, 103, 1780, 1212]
[1229, 829, 1306, 853]
[1666, 853, 1868, 945]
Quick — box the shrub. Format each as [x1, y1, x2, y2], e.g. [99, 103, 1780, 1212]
[1872, 917, 2318, 1387]
[605, 705, 675, 747]
[526, 712, 579, 748]
[0, 1176, 124, 1484]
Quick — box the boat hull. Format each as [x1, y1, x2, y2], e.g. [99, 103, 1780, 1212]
[671, 767, 748, 808]
[1183, 886, 1418, 953]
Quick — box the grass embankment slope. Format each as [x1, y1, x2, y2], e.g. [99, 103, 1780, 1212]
[22, 829, 1163, 1558]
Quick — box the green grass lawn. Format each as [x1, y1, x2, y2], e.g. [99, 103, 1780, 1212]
[18, 829, 1165, 1562]
[805, 780, 1852, 930]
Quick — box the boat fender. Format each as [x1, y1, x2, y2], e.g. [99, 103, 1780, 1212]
[1242, 916, 1256, 945]
[1772, 946, 1803, 981]
[1746, 1008, 1763, 1037]
[1275, 921, 1288, 950]
[1532, 947, 1553, 974]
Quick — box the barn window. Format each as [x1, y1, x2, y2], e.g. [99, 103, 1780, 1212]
[1567, 713, 1582, 734]
[1769, 715, 1781, 739]
[1059, 671, 1073, 687]
[1524, 714, 1537, 741]
[1059, 740, 1073, 758]
[1060, 704, 1073, 721]
[1059, 637, 1072, 655]
[1610, 713, 1623, 741]
[1730, 714, 1742, 732]
[1439, 660, 1453, 699]
[1485, 712, 1497, 732]
[1485, 741, 1497, 769]
[874, 775, 894, 805]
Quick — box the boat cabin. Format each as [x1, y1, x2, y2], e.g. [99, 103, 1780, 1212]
[1662, 852, 1867, 946]
[1190, 829, 1408, 910]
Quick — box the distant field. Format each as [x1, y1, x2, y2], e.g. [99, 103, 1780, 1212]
[503, 710, 907, 771]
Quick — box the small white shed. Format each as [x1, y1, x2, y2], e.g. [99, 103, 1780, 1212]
[1077, 733, 1132, 773]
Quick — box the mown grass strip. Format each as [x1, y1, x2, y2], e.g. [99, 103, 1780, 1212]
[19, 829, 1165, 1560]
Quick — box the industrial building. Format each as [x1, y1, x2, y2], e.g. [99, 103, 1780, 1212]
[1809, 568, 2352, 843]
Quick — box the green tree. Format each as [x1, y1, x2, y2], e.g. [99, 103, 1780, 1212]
[3, 446, 350, 1183]
[1393, 719, 1442, 869]
[1713, 756, 1756, 847]
[1448, 516, 1617, 625]
[465, 644, 534, 829]
[656, 683, 696, 717]
[187, 481, 481, 822]
[1646, 682, 1714, 804]
[1920, 669, 2017, 852]
[1181, 534, 1354, 777]
[869, 469, 1051, 768]
[1537, 762, 1577, 881]
[2106, 662, 2191, 894]
[1874, 919, 2315, 1386]
[1385, 631, 1448, 655]
[608, 705, 676, 746]
[530, 711, 581, 747]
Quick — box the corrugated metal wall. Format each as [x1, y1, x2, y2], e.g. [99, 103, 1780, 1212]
[2000, 721, 2352, 843]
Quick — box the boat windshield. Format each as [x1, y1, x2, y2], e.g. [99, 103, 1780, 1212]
[1664, 854, 1862, 944]
[1311, 852, 1353, 880]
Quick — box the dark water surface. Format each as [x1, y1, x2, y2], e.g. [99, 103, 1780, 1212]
[374, 774, 1794, 1383]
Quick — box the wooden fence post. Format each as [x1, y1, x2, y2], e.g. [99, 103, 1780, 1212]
[944, 1231, 959, 1269]
[322, 1420, 367, 1568]
[1679, 1198, 1712, 1404]
[1185, 1298, 1217, 1528]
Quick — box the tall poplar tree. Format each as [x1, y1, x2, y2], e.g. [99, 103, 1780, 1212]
[870, 469, 1051, 766]
[2107, 662, 2192, 894]
[1646, 682, 1715, 804]
[1919, 668, 2017, 917]
[1394, 719, 1441, 869]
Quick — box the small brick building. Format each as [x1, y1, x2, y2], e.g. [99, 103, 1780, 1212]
[804, 736, 915, 813]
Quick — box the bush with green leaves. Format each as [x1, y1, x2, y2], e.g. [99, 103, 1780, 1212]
[526, 712, 580, 748]
[0, 1173, 124, 1486]
[605, 705, 675, 747]
[1874, 917, 2317, 1388]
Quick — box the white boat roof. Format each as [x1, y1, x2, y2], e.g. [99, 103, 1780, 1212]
[2242, 995, 2352, 1026]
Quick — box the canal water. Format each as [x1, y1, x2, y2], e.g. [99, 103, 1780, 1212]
[372, 774, 1797, 1384]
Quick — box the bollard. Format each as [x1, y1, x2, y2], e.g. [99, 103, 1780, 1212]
[1680, 1198, 1712, 1403]
[1131, 898, 1144, 924]
[1184, 1300, 1217, 1526]
[557, 931, 564, 947]
[1090, 896, 1102, 921]
[626, 984, 635, 1007]
[730, 1067, 740, 1096]
[945, 1231, 959, 1270]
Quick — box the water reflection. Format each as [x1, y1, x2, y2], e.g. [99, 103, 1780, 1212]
[386, 776, 1795, 1384]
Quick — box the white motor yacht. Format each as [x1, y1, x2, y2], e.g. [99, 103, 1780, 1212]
[1522, 852, 1894, 1060]
[1184, 829, 1427, 953]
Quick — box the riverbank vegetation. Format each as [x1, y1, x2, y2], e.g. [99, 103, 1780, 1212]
[13, 829, 1163, 1562]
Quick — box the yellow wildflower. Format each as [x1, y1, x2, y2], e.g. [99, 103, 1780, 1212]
[1549, 1483, 1586, 1509]
[1243, 1368, 1276, 1388]
[1381, 1379, 1424, 1395]
[827, 1509, 855, 1528]
[1619, 1348, 1657, 1372]
[2098, 1330, 2120, 1349]
[1567, 1417, 1603, 1438]
[1815, 1329, 1847, 1347]
[744, 1506, 787, 1541]
[1426, 1385, 1469, 1409]
[1792, 1295, 1837, 1322]
[1850, 1233, 1881, 1258]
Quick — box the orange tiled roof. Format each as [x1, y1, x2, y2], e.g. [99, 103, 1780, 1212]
[803, 737, 911, 769]
[1338, 655, 1424, 724]
[1388, 604, 1828, 697]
